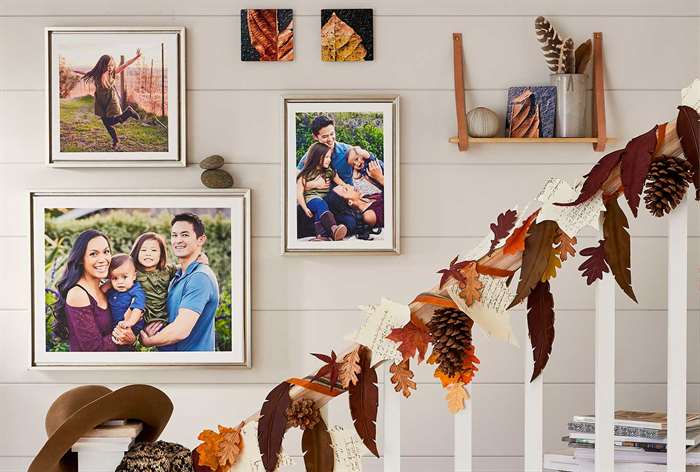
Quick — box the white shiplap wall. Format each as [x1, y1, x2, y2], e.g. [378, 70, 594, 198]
[1, 2, 699, 471]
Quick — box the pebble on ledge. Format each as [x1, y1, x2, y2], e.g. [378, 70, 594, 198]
[199, 155, 234, 188]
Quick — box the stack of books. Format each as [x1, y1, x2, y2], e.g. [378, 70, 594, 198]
[71, 420, 142, 472]
[544, 411, 700, 471]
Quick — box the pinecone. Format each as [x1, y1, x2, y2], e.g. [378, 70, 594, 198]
[427, 308, 474, 378]
[285, 398, 320, 430]
[643, 156, 693, 217]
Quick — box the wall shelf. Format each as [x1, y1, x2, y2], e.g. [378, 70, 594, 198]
[451, 32, 611, 152]
[447, 137, 616, 144]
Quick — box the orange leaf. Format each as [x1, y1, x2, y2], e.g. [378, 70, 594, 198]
[503, 211, 539, 255]
[196, 429, 224, 471]
[217, 424, 243, 467]
[386, 313, 432, 363]
[389, 359, 417, 398]
[411, 293, 458, 309]
[458, 262, 483, 306]
[555, 232, 577, 262]
[433, 346, 480, 387]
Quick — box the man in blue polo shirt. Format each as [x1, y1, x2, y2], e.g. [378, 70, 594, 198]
[139, 212, 219, 351]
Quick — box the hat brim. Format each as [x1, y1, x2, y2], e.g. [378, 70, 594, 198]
[29, 384, 173, 472]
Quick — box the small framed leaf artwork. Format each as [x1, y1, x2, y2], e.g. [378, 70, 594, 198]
[505, 86, 557, 138]
[241, 9, 294, 62]
[321, 9, 373, 62]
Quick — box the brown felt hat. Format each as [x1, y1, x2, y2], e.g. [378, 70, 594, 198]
[29, 384, 173, 472]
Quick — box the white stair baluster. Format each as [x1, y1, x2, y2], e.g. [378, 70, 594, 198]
[454, 385, 472, 472]
[524, 336, 543, 471]
[594, 273, 616, 471]
[384, 363, 401, 471]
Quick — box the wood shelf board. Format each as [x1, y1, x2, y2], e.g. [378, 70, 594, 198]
[448, 136, 616, 144]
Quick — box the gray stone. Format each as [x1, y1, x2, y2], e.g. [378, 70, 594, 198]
[199, 154, 225, 170]
[201, 169, 234, 188]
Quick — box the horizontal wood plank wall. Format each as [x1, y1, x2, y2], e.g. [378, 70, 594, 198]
[0, 2, 698, 471]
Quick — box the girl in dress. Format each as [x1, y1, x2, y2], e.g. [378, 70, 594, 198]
[81, 49, 142, 150]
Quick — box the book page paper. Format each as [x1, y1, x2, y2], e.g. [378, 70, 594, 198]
[352, 298, 409, 365]
[328, 425, 363, 471]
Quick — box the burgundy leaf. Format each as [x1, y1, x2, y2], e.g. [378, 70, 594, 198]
[555, 150, 623, 206]
[526, 280, 555, 382]
[677, 105, 700, 200]
[488, 209, 518, 254]
[437, 255, 471, 289]
[578, 240, 610, 285]
[258, 382, 292, 472]
[603, 198, 637, 303]
[620, 126, 657, 216]
[348, 346, 379, 457]
[311, 351, 340, 391]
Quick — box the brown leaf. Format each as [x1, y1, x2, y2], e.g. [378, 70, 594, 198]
[603, 198, 637, 302]
[246, 10, 293, 62]
[321, 12, 367, 62]
[578, 240, 610, 285]
[302, 417, 334, 472]
[575, 38, 592, 74]
[258, 382, 292, 472]
[488, 209, 518, 254]
[348, 346, 379, 457]
[311, 350, 340, 391]
[389, 359, 417, 398]
[458, 262, 483, 306]
[555, 232, 577, 262]
[677, 105, 700, 200]
[527, 280, 555, 382]
[386, 313, 432, 364]
[508, 220, 559, 309]
[445, 382, 470, 414]
[555, 150, 623, 206]
[621, 126, 657, 216]
[503, 211, 538, 255]
[339, 347, 362, 389]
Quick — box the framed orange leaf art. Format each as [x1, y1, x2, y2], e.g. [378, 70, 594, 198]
[321, 9, 373, 62]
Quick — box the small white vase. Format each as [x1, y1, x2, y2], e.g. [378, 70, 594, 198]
[550, 74, 587, 137]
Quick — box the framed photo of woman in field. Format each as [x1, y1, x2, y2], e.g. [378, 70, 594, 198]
[282, 96, 400, 254]
[30, 190, 251, 367]
[45, 27, 186, 167]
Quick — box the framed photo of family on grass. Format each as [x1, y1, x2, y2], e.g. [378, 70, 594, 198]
[282, 96, 400, 254]
[45, 27, 186, 167]
[30, 190, 251, 367]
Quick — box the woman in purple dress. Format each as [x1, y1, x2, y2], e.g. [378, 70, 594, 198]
[54, 230, 135, 351]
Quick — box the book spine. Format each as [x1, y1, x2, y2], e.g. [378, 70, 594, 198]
[568, 422, 664, 439]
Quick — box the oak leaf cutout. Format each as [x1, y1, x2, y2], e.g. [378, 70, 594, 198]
[503, 211, 539, 255]
[578, 240, 610, 285]
[445, 382, 470, 414]
[458, 262, 483, 307]
[217, 423, 244, 468]
[311, 350, 340, 391]
[603, 198, 637, 302]
[386, 313, 432, 364]
[527, 280, 555, 382]
[246, 10, 294, 61]
[389, 359, 417, 398]
[488, 209, 518, 254]
[339, 347, 362, 389]
[321, 13, 367, 62]
[555, 232, 577, 262]
[508, 220, 559, 309]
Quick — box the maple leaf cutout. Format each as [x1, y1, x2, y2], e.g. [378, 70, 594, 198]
[458, 262, 483, 306]
[488, 209, 518, 254]
[555, 232, 577, 262]
[311, 350, 340, 390]
[437, 255, 471, 289]
[540, 250, 562, 282]
[339, 347, 362, 389]
[389, 359, 417, 398]
[217, 423, 244, 467]
[386, 313, 432, 363]
[445, 382, 470, 414]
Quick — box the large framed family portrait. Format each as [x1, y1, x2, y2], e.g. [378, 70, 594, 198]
[282, 96, 400, 254]
[45, 27, 186, 167]
[30, 190, 251, 367]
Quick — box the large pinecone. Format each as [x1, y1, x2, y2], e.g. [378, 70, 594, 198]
[285, 398, 321, 430]
[644, 156, 693, 217]
[427, 308, 474, 378]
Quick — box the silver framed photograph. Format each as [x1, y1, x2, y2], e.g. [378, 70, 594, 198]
[45, 27, 186, 167]
[30, 190, 251, 367]
[282, 95, 400, 254]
